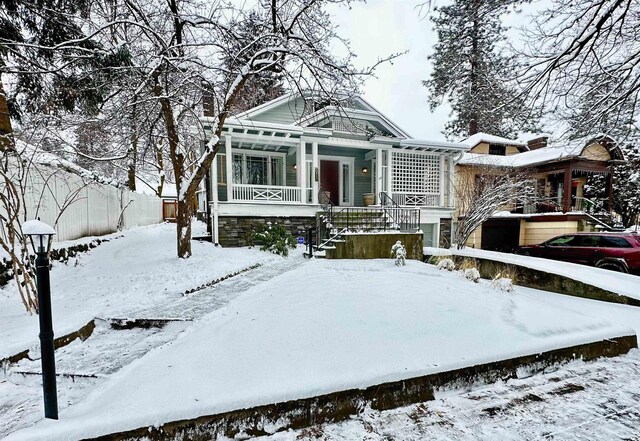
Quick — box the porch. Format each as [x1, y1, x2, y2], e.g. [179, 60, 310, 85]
[210, 127, 457, 209]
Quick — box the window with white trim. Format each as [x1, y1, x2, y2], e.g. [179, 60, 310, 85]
[232, 151, 286, 186]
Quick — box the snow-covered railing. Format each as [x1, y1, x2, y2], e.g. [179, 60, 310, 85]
[232, 184, 303, 203]
[392, 192, 440, 207]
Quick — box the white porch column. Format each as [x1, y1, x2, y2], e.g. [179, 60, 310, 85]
[375, 148, 383, 203]
[439, 155, 446, 207]
[386, 149, 393, 201]
[448, 155, 455, 208]
[211, 154, 219, 245]
[311, 141, 319, 204]
[225, 135, 233, 201]
[297, 140, 306, 203]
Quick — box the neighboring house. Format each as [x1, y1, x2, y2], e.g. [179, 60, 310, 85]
[200, 93, 469, 247]
[456, 133, 626, 252]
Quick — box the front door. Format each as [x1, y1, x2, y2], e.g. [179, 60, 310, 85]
[320, 160, 340, 206]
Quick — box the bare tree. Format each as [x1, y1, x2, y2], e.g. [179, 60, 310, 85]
[454, 165, 535, 248]
[518, 0, 639, 138]
[74, 0, 399, 258]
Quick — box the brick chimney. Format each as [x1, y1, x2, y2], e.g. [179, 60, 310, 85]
[527, 136, 548, 150]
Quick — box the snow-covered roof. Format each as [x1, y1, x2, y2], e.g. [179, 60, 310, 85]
[462, 133, 527, 148]
[458, 135, 622, 168]
[15, 139, 121, 187]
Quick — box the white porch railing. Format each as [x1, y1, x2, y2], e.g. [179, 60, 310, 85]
[392, 192, 440, 207]
[232, 184, 303, 203]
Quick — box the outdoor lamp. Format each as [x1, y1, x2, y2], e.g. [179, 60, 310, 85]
[293, 163, 298, 171]
[23, 219, 58, 420]
[361, 167, 369, 174]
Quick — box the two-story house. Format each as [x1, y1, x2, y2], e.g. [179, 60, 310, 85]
[456, 133, 626, 251]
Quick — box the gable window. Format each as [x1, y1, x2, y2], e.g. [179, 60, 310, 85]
[489, 144, 506, 156]
[232, 151, 286, 186]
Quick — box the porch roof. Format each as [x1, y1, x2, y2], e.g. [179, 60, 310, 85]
[397, 139, 470, 153]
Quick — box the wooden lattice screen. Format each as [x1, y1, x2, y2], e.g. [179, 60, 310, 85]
[391, 151, 441, 194]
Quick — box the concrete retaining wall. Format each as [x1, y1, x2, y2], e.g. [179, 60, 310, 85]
[84, 334, 637, 440]
[327, 232, 423, 260]
[445, 255, 640, 307]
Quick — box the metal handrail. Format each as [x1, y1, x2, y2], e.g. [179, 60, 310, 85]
[379, 191, 421, 231]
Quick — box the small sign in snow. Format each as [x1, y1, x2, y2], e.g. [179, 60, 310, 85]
[22, 220, 56, 236]
[297, 236, 304, 245]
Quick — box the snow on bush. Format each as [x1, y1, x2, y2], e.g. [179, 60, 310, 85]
[462, 268, 481, 283]
[491, 275, 514, 293]
[437, 258, 456, 271]
[390, 241, 407, 266]
[250, 222, 296, 256]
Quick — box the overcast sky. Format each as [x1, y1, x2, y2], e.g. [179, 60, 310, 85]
[330, 0, 543, 142]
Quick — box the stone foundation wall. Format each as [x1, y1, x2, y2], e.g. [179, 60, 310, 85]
[217, 216, 316, 247]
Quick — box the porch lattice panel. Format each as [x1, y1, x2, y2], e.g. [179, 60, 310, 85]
[391, 152, 441, 205]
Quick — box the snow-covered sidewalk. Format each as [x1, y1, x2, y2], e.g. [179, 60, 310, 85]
[7, 259, 634, 441]
[0, 222, 283, 361]
[424, 246, 640, 301]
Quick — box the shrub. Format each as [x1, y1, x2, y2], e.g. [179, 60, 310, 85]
[491, 274, 514, 292]
[251, 223, 297, 256]
[437, 258, 456, 271]
[462, 267, 481, 283]
[390, 241, 407, 266]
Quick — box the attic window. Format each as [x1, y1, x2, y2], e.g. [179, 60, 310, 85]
[489, 144, 506, 156]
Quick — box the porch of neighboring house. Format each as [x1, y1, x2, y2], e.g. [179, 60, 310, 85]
[517, 161, 614, 217]
[207, 123, 459, 247]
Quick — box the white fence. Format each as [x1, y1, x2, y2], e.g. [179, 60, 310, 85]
[21, 164, 163, 242]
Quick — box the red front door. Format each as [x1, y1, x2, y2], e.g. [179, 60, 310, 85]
[320, 160, 339, 206]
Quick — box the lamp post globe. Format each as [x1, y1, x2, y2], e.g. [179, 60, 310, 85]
[23, 219, 58, 420]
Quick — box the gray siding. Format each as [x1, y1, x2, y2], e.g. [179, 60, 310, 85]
[250, 96, 307, 124]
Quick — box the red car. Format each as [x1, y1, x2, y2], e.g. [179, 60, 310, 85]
[517, 232, 640, 274]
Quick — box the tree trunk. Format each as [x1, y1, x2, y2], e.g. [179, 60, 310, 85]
[0, 75, 14, 152]
[176, 197, 192, 258]
[127, 104, 138, 191]
[468, 0, 480, 136]
[154, 79, 192, 258]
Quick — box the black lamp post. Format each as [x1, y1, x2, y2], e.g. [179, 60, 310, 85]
[23, 219, 58, 420]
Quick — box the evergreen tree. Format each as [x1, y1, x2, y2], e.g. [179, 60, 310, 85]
[424, 0, 536, 140]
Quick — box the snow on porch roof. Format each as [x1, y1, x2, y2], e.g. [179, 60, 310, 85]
[398, 139, 470, 153]
[458, 135, 622, 168]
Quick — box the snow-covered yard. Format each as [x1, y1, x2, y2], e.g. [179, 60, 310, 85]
[260, 288, 640, 441]
[0, 221, 284, 361]
[5, 258, 635, 441]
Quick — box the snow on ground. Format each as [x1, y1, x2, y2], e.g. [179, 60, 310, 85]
[424, 246, 640, 301]
[258, 287, 640, 441]
[0, 221, 283, 361]
[6, 259, 634, 441]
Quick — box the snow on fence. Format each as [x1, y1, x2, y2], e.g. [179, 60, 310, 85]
[22, 164, 162, 242]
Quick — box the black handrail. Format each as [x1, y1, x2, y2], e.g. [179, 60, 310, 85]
[379, 191, 421, 231]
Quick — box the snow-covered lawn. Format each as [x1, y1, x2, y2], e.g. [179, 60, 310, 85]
[6, 259, 634, 441]
[260, 289, 640, 441]
[424, 246, 640, 300]
[0, 222, 283, 361]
